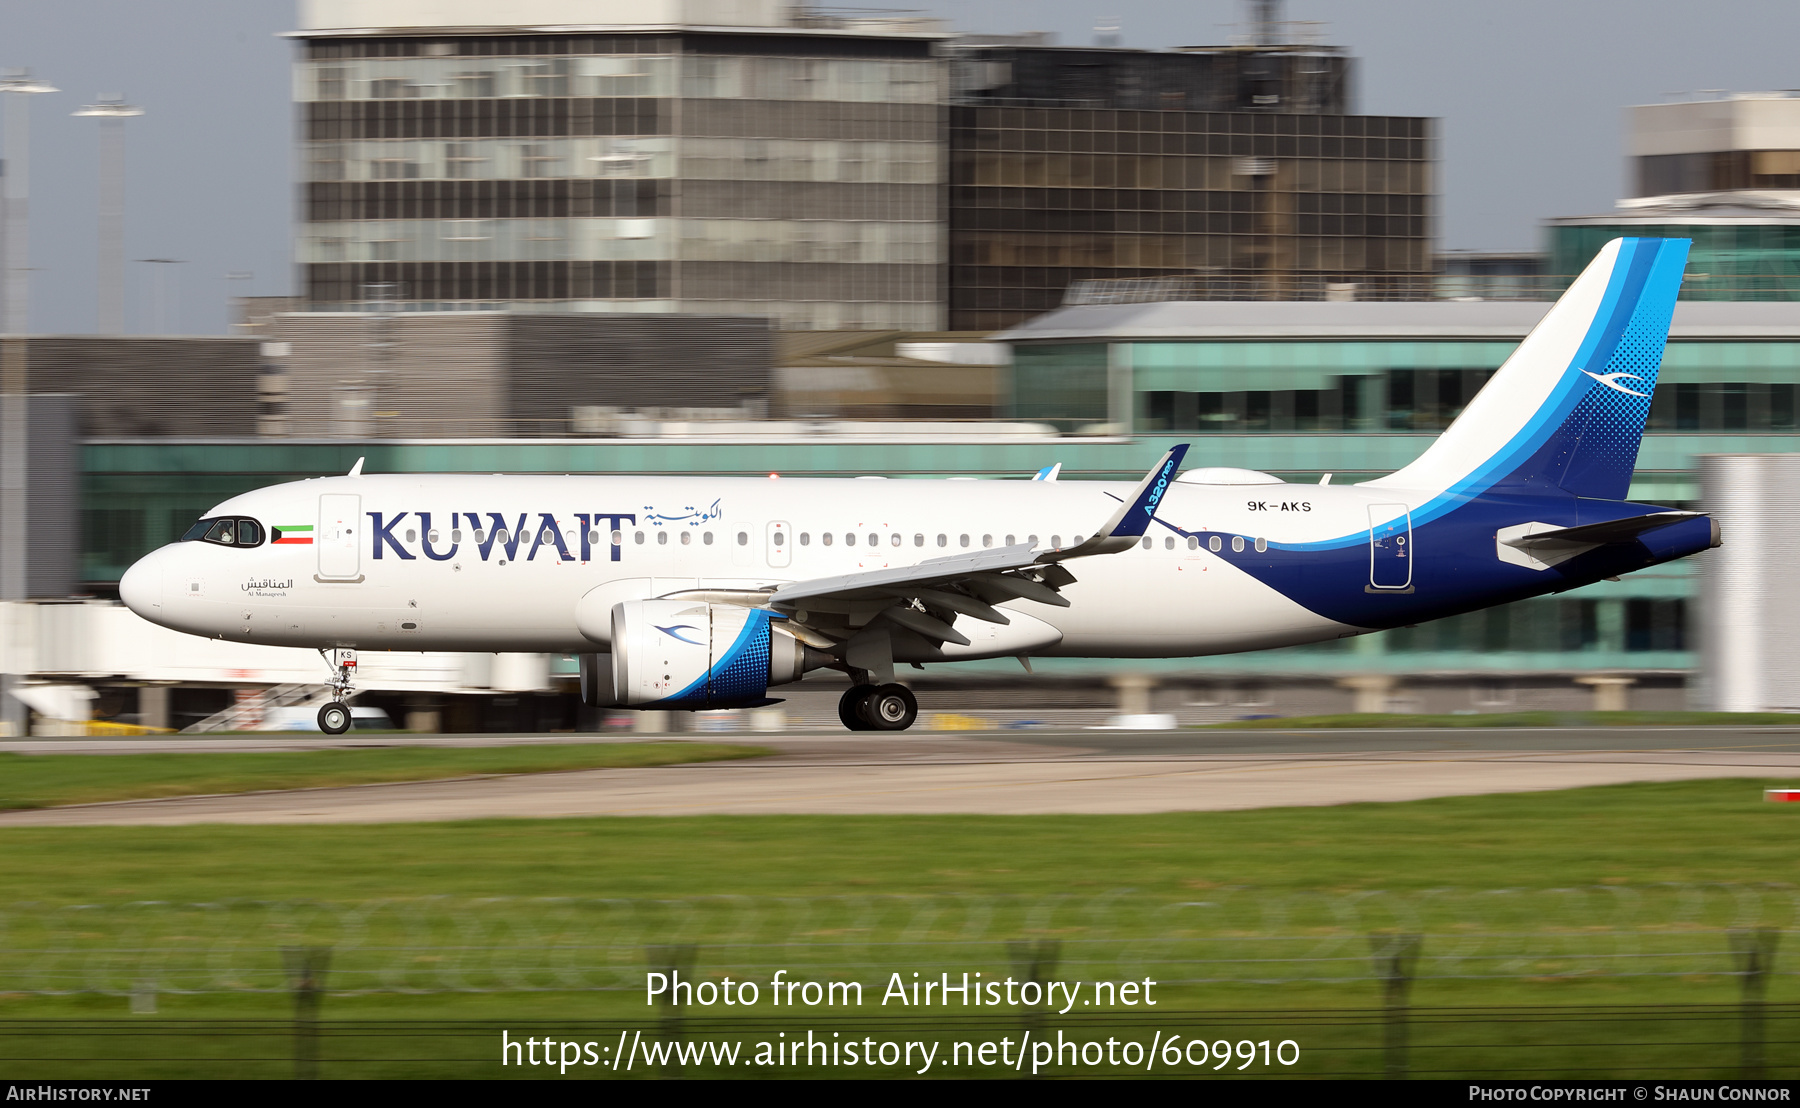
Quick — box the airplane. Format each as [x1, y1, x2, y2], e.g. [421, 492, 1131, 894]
[120, 237, 1718, 734]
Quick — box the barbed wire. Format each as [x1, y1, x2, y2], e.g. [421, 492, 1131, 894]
[0, 885, 1792, 997]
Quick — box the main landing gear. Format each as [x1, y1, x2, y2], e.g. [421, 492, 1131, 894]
[838, 684, 918, 732]
[317, 648, 358, 736]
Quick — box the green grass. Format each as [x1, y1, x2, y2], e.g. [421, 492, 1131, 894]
[2, 779, 1797, 1078]
[1200, 710, 1800, 729]
[0, 742, 769, 811]
[0, 777, 1793, 902]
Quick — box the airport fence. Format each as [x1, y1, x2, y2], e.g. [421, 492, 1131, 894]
[1, 884, 1795, 999]
[3, 887, 1796, 1077]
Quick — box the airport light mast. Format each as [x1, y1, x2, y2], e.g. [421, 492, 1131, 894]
[0, 69, 57, 738]
[73, 96, 145, 334]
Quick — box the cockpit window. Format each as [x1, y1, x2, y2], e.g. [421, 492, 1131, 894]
[180, 516, 266, 549]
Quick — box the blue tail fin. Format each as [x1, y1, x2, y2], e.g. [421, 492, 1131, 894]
[1370, 237, 1689, 503]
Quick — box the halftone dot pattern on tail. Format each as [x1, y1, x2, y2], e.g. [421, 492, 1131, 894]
[1557, 240, 1687, 500]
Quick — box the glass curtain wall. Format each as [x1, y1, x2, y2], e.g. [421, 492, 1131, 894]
[950, 108, 1434, 331]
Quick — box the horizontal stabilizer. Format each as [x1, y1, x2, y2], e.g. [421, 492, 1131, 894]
[1501, 511, 1707, 549]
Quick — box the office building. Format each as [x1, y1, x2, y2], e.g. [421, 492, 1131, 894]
[294, 0, 946, 329]
[944, 34, 1433, 330]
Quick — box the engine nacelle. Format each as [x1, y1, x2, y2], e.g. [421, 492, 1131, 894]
[611, 599, 820, 709]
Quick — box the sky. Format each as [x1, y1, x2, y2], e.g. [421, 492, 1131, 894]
[3, 0, 1798, 335]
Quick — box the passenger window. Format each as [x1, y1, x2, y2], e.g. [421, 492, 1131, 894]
[405, 529, 417, 543]
[679, 531, 692, 545]
[937, 534, 947, 547]
[236, 519, 263, 546]
[611, 530, 623, 545]
[822, 532, 833, 546]
[1232, 536, 1244, 552]
[867, 533, 878, 548]
[1255, 537, 1268, 552]
[914, 534, 924, 547]
[799, 532, 810, 546]
[982, 535, 993, 548]
[1209, 535, 1222, 552]
[736, 531, 748, 546]
[890, 533, 901, 547]
[1051, 535, 1061, 547]
[845, 533, 855, 546]
[1165, 537, 1175, 550]
[205, 519, 236, 544]
[1028, 534, 1038, 546]
[1141, 537, 1152, 550]
[1005, 534, 1015, 546]
[453, 529, 463, 543]
[1188, 536, 1199, 550]
[634, 531, 645, 544]
[960, 534, 970, 548]
[703, 532, 713, 545]
[657, 532, 668, 545]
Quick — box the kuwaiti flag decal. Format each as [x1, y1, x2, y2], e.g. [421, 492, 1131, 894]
[273, 525, 314, 545]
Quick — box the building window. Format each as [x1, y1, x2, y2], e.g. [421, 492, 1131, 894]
[453, 70, 496, 98]
[369, 78, 423, 99]
[369, 157, 419, 181]
[520, 144, 564, 179]
[445, 142, 487, 179]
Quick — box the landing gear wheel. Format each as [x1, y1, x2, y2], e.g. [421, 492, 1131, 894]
[838, 686, 876, 731]
[863, 684, 918, 731]
[317, 701, 352, 735]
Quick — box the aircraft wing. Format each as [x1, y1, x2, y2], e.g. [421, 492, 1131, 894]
[758, 445, 1190, 647]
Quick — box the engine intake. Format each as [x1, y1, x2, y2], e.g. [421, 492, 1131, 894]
[611, 599, 825, 709]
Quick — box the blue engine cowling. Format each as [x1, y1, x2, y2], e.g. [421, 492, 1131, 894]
[611, 599, 810, 709]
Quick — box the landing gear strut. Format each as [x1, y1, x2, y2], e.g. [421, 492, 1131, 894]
[317, 648, 357, 736]
[838, 683, 918, 732]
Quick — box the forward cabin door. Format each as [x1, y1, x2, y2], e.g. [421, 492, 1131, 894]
[1367, 504, 1412, 590]
[317, 494, 362, 581]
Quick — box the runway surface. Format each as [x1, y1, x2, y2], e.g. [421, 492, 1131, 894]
[2, 727, 1798, 825]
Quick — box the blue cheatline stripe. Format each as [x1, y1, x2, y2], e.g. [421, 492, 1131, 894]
[1260, 238, 1684, 553]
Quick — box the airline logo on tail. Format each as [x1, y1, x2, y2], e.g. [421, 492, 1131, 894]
[1579, 369, 1650, 397]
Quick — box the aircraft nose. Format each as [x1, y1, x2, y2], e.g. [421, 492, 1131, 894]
[119, 548, 165, 618]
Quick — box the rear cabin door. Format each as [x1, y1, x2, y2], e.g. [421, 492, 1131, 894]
[317, 494, 362, 580]
[1367, 504, 1413, 590]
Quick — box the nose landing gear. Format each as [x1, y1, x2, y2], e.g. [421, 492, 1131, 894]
[317, 648, 358, 736]
[837, 683, 918, 731]
[317, 701, 353, 735]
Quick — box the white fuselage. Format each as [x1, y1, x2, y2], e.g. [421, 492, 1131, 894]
[121, 472, 1406, 660]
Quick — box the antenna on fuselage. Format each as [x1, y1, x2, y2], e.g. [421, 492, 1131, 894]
[347, 457, 365, 477]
